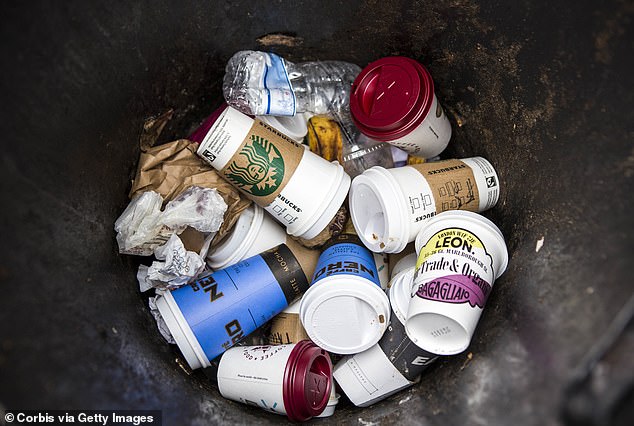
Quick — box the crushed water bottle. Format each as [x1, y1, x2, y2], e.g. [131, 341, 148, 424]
[223, 50, 361, 116]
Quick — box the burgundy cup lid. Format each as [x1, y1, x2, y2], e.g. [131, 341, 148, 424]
[350, 56, 434, 141]
[283, 340, 332, 422]
[188, 102, 228, 143]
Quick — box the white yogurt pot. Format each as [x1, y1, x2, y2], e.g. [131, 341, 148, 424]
[349, 157, 500, 253]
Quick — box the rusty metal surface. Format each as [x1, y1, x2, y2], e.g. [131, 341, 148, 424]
[0, 1, 632, 425]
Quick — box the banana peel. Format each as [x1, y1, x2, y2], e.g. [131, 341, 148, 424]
[307, 115, 343, 164]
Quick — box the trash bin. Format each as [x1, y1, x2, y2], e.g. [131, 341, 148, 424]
[1, 1, 632, 425]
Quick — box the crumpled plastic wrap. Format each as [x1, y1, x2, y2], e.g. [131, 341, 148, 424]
[148, 295, 176, 344]
[114, 186, 227, 256]
[137, 234, 206, 292]
[128, 138, 251, 243]
[114, 191, 167, 256]
[162, 186, 226, 234]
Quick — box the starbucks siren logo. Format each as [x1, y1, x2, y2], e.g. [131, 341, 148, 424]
[225, 135, 285, 196]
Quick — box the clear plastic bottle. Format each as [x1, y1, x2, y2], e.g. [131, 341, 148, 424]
[223, 50, 361, 116]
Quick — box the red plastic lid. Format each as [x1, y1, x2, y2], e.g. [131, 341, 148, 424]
[350, 56, 434, 141]
[187, 102, 228, 143]
[283, 340, 332, 422]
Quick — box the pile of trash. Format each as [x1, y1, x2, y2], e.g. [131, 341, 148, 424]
[115, 51, 508, 421]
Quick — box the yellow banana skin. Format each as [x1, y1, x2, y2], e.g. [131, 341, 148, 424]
[307, 115, 343, 164]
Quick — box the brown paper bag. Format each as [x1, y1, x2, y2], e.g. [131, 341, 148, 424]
[129, 112, 251, 244]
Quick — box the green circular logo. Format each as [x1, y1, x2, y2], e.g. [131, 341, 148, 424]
[225, 135, 285, 197]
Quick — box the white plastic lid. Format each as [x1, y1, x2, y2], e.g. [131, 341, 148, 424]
[257, 114, 308, 143]
[388, 267, 416, 325]
[155, 291, 210, 370]
[390, 253, 417, 279]
[349, 166, 409, 253]
[291, 162, 350, 240]
[299, 275, 390, 354]
[414, 210, 509, 278]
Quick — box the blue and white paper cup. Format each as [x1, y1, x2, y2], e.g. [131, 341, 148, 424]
[157, 241, 317, 369]
[299, 233, 390, 355]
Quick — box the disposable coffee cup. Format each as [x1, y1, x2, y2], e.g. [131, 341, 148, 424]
[334, 254, 438, 407]
[206, 203, 287, 270]
[217, 340, 332, 421]
[267, 299, 311, 345]
[196, 106, 350, 240]
[350, 56, 452, 159]
[156, 239, 318, 369]
[257, 114, 308, 143]
[300, 233, 390, 354]
[349, 157, 500, 253]
[406, 210, 509, 355]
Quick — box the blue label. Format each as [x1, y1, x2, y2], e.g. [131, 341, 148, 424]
[312, 236, 380, 286]
[171, 255, 288, 362]
[263, 53, 296, 115]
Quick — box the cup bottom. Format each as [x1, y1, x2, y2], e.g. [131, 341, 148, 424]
[405, 312, 469, 355]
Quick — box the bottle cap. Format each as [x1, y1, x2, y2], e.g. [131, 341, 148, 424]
[350, 57, 434, 141]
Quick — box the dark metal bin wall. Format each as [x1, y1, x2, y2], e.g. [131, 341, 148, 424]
[0, 1, 632, 425]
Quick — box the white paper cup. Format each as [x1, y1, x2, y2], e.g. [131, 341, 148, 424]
[334, 255, 438, 407]
[197, 106, 350, 240]
[349, 157, 500, 253]
[217, 341, 332, 421]
[300, 234, 390, 354]
[350, 57, 452, 159]
[206, 204, 287, 269]
[257, 114, 308, 143]
[406, 210, 509, 355]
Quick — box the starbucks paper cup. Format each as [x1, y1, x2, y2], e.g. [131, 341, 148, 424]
[350, 57, 451, 159]
[217, 341, 332, 421]
[406, 210, 509, 355]
[349, 157, 500, 253]
[156, 241, 318, 369]
[300, 234, 390, 354]
[257, 114, 308, 143]
[197, 106, 350, 240]
[206, 203, 287, 270]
